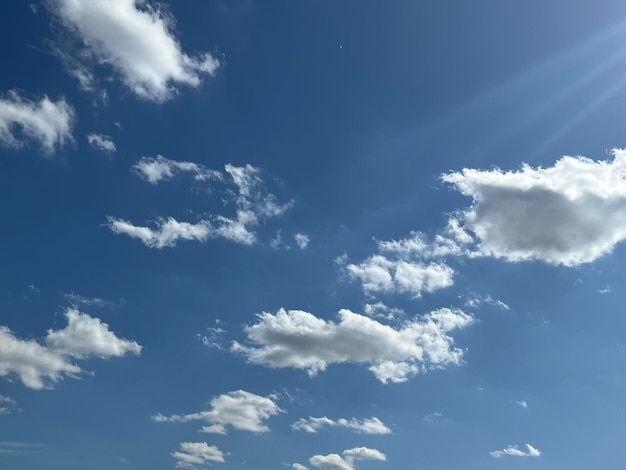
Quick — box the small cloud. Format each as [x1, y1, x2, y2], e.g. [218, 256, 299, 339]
[0, 395, 18, 415]
[598, 286, 613, 294]
[423, 412, 443, 423]
[294, 233, 310, 250]
[515, 400, 528, 409]
[490, 444, 541, 458]
[87, 133, 116, 153]
[171, 442, 225, 468]
[292, 416, 391, 434]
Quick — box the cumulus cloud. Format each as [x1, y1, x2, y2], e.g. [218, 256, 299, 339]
[309, 447, 386, 470]
[52, 0, 220, 102]
[110, 161, 293, 248]
[87, 133, 115, 153]
[294, 233, 310, 249]
[45, 309, 141, 358]
[0, 91, 74, 153]
[0, 309, 140, 390]
[490, 444, 541, 458]
[292, 416, 391, 434]
[171, 442, 225, 468]
[442, 149, 626, 265]
[153, 390, 283, 434]
[231, 307, 474, 383]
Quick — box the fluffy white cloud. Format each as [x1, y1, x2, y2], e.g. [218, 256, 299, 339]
[346, 255, 454, 298]
[110, 161, 293, 247]
[87, 133, 116, 153]
[0, 91, 73, 153]
[309, 447, 386, 470]
[0, 309, 139, 390]
[132, 155, 222, 184]
[490, 444, 541, 458]
[171, 442, 225, 468]
[442, 150, 626, 265]
[292, 416, 391, 434]
[53, 0, 220, 102]
[232, 307, 473, 383]
[292, 464, 309, 470]
[294, 233, 310, 249]
[45, 309, 141, 358]
[153, 390, 283, 434]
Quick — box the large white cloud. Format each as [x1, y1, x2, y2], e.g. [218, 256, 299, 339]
[442, 150, 626, 265]
[308, 447, 386, 470]
[0, 91, 74, 153]
[53, 0, 220, 102]
[109, 161, 293, 247]
[171, 442, 225, 468]
[153, 390, 283, 434]
[0, 309, 140, 390]
[231, 307, 474, 383]
[489, 444, 541, 458]
[292, 416, 391, 434]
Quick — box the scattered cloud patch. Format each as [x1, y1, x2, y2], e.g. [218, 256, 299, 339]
[309, 447, 386, 470]
[64, 292, 111, 309]
[52, 0, 220, 102]
[87, 133, 116, 153]
[362, 302, 404, 320]
[292, 416, 391, 434]
[111, 161, 293, 247]
[0, 308, 140, 389]
[153, 390, 283, 434]
[464, 294, 510, 311]
[423, 412, 444, 423]
[515, 400, 528, 409]
[443, 149, 626, 265]
[171, 442, 225, 468]
[490, 444, 541, 458]
[295, 233, 310, 250]
[232, 307, 474, 383]
[0, 395, 18, 415]
[0, 91, 74, 153]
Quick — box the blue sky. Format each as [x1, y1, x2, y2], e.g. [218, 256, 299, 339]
[2, 1, 626, 469]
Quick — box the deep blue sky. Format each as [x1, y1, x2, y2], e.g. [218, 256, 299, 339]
[2, 1, 626, 469]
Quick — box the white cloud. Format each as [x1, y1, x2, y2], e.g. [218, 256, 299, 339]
[292, 464, 309, 470]
[464, 294, 510, 311]
[443, 150, 626, 265]
[87, 133, 116, 153]
[292, 416, 391, 434]
[107, 216, 212, 248]
[309, 447, 386, 470]
[153, 390, 283, 433]
[0, 309, 139, 390]
[171, 442, 225, 468]
[53, 0, 220, 102]
[64, 292, 110, 308]
[45, 309, 141, 358]
[294, 233, 310, 250]
[490, 444, 541, 458]
[0, 395, 17, 415]
[0, 91, 74, 153]
[345, 255, 454, 298]
[362, 302, 404, 320]
[232, 307, 474, 383]
[516, 400, 528, 409]
[423, 411, 443, 423]
[111, 161, 293, 248]
[132, 155, 222, 184]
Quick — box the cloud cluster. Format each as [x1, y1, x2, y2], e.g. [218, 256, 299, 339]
[0, 309, 141, 389]
[299, 447, 386, 470]
[489, 444, 541, 458]
[171, 442, 225, 468]
[232, 307, 474, 383]
[443, 150, 626, 265]
[52, 0, 220, 102]
[0, 91, 74, 153]
[109, 159, 293, 247]
[153, 390, 283, 434]
[292, 416, 391, 434]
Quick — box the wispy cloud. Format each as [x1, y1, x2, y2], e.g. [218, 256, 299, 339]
[87, 133, 116, 153]
[292, 416, 391, 434]
[0, 91, 74, 153]
[490, 444, 541, 458]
